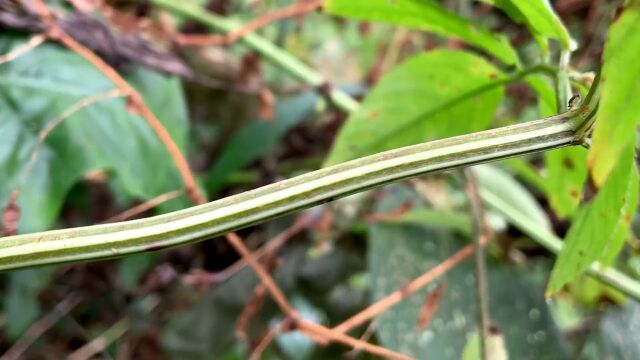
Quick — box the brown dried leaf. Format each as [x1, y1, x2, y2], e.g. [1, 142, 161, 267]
[416, 282, 447, 330]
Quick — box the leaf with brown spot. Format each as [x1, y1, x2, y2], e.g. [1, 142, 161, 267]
[545, 147, 588, 218]
[547, 145, 639, 296]
[562, 156, 575, 170]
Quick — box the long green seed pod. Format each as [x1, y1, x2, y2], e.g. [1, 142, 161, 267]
[0, 93, 598, 271]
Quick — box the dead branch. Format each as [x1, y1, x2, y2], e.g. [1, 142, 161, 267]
[249, 322, 281, 360]
[67, 318, 130, 360]
[0, 294, 81, 360]
[0, 33, 45, 64]
[332, 242, 486, 335]
[464, 168, 494, 360]
[235, 254, 278, 340]
[225, 232, 413, 360]
[103, 189, 185, 223]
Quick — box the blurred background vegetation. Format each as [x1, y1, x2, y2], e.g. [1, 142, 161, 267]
[0, 0, 639, 359]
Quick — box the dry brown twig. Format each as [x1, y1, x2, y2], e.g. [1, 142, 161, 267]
[464, 168, 494, 360]
[225, 233, 413, 360]
[67, 318, 130, 360]
[176, 0, 325, 47]
[235, 253, 278, 340]
[249, 321, 282, 360]
[343, 321, 377, 359]
[0, 294, 81, 360]
[331, 238, 489, 335]
[103, 189, 185, 223]
[0, 33, 45, 64]
[30, 0, 205, 204]
[183, 214, 311, 287]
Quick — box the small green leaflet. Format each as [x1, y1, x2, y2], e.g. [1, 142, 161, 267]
[588, 3, 640, 186]
[325, 50, 504, 165]
[324, 0, 519, 66]
[547, 145, 639, 296]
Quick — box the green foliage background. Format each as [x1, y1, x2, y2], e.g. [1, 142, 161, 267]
[0, 0, 639, 358]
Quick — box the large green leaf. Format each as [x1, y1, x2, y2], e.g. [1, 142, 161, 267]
[324, 0, 519, 66]
[369, 186, 567, 359]
[483, 0, 572, 49]
[2, 268, 54, 340]
[326, 50, 504, 165]
[0, 36, 189, 232]
[206, 92, 319, 195]
[588, 3, 640, 186]
[547, 146, 639, 295]
[581, 302, 640, 359]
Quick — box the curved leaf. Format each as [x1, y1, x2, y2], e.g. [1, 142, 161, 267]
[484, 0, 572, 49]
[547, 145, 639, 295]
[326, 50, 504, 165]
[588, 3, 640, 186]
[369, 186, 567, 359]
[324, 0, 519, 66]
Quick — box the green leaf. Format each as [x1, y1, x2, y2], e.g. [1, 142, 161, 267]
[3, 268, 54, 340]
[369, 186, 567, 359]
[206, 92, 318, 194]
[547, 146, 639, 295]
[324, 0, 519, 66]
[581, 301, 640, 359]
[0, 36, 189, 232]
[483, 0, 572, 49]
[544, 147, 588, 218]
[475, 165, 551, 229]
[588, 4, 640, 186]
[117, 253, 159, 292]
[326, 50, 504, 165]
[526, 74, 557, 118]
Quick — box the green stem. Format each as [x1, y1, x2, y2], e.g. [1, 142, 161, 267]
[153, 0, 360, 113]
[0, 92, 598, 271]
[556, 50, 572, 112]
[481, 190, 640, 300]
